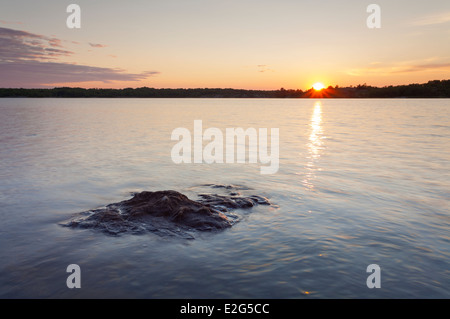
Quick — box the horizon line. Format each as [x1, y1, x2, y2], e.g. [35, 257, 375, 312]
[0, 78, 449, 91]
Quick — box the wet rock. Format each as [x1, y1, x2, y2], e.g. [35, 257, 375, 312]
[61, 186, 272, 238]
[200, 183, 252, 190]
[198, 193, 271, 211]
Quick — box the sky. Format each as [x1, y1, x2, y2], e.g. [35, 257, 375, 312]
[0, 0, 449, 90]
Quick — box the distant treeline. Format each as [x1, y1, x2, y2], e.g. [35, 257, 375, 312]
[0, 80, 448, 98]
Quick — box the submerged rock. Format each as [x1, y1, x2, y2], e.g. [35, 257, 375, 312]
[61, 186, 272, 238]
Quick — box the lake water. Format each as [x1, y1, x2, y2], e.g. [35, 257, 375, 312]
[0, 98, 448, 298]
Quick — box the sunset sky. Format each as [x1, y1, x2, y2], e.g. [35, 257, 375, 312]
[1, 0, 449, 90]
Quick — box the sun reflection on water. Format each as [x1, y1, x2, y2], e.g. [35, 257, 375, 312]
[309, 101, 323, 157]
[303, 101, 324, 190]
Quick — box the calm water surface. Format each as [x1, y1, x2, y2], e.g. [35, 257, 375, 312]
[0, 98, 448, 298]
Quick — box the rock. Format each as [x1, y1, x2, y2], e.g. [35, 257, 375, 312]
[61, 186, 272, 238]
[121, 190, 232, 230]
[197, 193, 271, 211]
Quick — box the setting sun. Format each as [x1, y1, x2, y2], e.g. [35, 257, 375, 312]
[313, 82, 325, 91]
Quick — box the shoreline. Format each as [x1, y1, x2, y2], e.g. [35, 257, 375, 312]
[0, 80, 449, 98]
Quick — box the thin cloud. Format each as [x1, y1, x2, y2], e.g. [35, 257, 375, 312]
[49, 38, 63, 48]
[390, 63, 450, 74]
[412, 12, 450, 26]
[0, 27, 73, 61]
[89, 42, 107, 48]
[347, 60, 450, 76]
[0, 20, 23, 25]
[257, 64, 274, 73]
[0, 61, 160, 87]
[0, 27, 160, 87]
